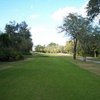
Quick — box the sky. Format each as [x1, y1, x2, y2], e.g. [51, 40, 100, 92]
[0, 0, 89, 46]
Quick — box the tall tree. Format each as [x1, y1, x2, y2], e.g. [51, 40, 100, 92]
[5, 21, 33, 54]
[59, 13, 89, 60]
[18, 21, 33, 54]
[0, 21, 33, 61]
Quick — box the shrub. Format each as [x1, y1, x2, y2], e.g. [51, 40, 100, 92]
[0, 48, 24, 62]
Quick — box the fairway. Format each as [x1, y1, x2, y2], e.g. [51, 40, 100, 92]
[0, 55, 100, 100]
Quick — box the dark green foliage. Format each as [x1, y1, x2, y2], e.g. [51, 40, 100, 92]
[0, 47, 24, 62]
[87, 0, 100, 21]
[0, 21, 33, 61]
[0, 33, 11, 47]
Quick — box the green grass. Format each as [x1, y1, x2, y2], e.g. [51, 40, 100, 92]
[0, 55, 100, 100]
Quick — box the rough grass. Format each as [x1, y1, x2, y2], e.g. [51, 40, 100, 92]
[0, 54, 100, 100]
[75, 60, 100, 76]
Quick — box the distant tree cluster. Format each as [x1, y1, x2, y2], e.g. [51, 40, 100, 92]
[63, 41, 74, 54]
[35, 43, 63, 53]
[0, 21, 33, 61]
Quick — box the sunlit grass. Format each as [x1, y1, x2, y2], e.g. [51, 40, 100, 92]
[0, 54, 100, 100]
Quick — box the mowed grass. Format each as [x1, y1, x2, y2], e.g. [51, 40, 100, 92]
[0, 55, 100, 100]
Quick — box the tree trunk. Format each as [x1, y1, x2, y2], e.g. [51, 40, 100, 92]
[73, 38, 77, 60]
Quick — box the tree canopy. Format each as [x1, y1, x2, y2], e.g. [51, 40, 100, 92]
[0, 21, 33, 61]
[87, 0, 100, 21]
[58, 13, 100, 60]
[59, 13, 91, 60]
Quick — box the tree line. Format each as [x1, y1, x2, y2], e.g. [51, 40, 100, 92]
[0, 0, 99, 62]
[35, 43, 63, 53]
[0, 21, 33, 61]
[35, 31, 100, 59]
[35, 0, 100, 61]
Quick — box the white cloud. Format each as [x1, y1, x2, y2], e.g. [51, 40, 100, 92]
[30, 1, 89, 46]
[30, 14, 40, 20]
[52, 7, 78, 22]
[52, 1, 88, 22]
[30, 26, 67, 46]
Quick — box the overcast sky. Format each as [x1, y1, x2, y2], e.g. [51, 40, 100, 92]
[0, 0, 88, 46]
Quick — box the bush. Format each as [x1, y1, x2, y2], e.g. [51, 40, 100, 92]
[0, 48, 24, 62]
[22, 51, 32, 55]
[0, 48, 9, 61]
[9, 51, 24, 61]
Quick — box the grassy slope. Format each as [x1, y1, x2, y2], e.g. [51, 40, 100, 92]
[0, 56, 100, 100]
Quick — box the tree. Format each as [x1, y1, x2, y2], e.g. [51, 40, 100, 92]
[87, 0, 100, 21]
[76, 17, 93, 61]
[64, 40, 74, 54]
[59, 13, 88, 60]
[18, 21, 33, 54]
[45, 43, 61, 53]
[18, 21, 31, 39]
[89, 26, 100, 57]
[0, 33, 11, 48]
[0, 21, 33, 61]
[35, 45, 45, 52]
[5, 21, 33, 54]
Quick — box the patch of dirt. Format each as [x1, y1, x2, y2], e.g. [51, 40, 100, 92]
[78, 62, 100, 76]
